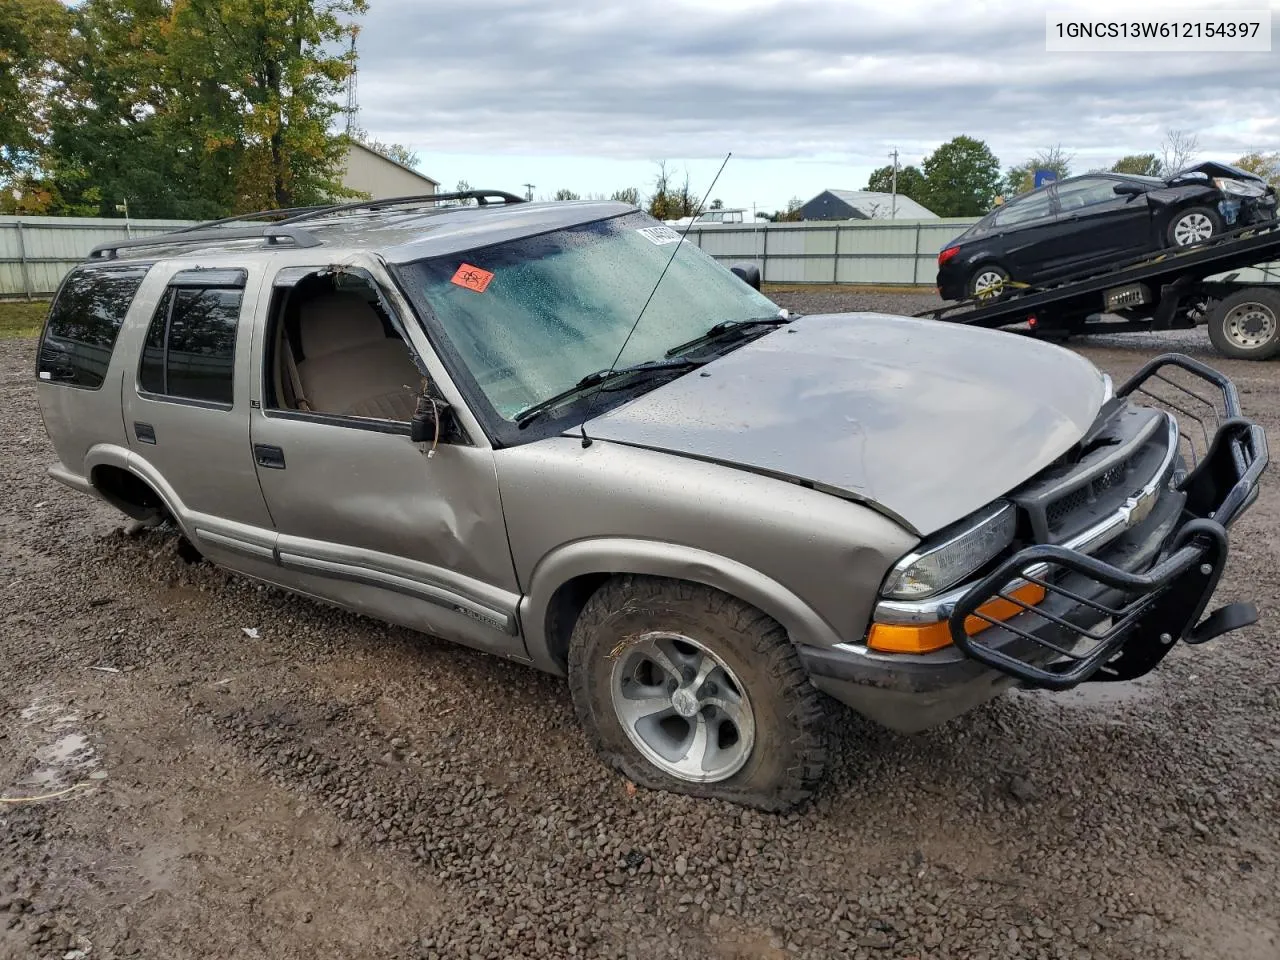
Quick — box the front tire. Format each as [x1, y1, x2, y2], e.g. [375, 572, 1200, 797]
[567, 575, 828, 811]
[1167, 206, 1223, 248]
[1207, 288, 1280, 360]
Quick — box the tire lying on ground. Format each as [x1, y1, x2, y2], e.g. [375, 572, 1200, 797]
[1167, 206, 1223, 247]
[1207, 287, 1280, 360]
[567, 575, 828, 811]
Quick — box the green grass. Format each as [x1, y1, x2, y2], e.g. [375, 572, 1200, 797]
[0, 300, 49, 339]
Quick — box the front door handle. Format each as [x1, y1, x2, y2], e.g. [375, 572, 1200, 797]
[254, 444, 286, 469]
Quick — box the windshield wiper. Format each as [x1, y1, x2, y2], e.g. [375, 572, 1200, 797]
[514, 356, 705, 429]
[663, 312, 793, 358]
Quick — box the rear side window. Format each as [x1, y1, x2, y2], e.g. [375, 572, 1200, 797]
[138, 272, 245, 407]
[991, 190, 1052, 228]
[38, 263, 151, 389]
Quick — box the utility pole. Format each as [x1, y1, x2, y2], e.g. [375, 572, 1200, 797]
[889, 148, 899, 220]
[522, 183, 535, 201]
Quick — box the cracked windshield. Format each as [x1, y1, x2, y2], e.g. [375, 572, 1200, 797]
[399, 213, 781, 419]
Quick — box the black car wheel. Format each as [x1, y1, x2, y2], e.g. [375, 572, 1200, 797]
[1167, 206, 1223, 248]
[1207, 288, 1280, 360]
[967, 264, 1010, 300]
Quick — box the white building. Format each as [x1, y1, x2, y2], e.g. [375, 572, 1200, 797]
[339, 142, 440, 200]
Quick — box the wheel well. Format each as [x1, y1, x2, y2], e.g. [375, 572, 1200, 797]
[543, 572, 614, 670]
[90, 465, 168, 521]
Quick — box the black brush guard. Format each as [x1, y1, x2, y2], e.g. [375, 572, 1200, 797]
[948, 354, 1268, 690]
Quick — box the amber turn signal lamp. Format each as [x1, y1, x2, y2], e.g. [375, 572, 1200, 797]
[867, 582, 1047, 654]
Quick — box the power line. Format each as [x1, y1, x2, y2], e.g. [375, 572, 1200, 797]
[522, 183, 535, 201]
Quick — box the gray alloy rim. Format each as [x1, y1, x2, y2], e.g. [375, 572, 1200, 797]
[608, 631, 756, 783]
[1173, 213, 1214, 246]
[1223, 301, 1277, 349]
[973, 270, 1006, 298]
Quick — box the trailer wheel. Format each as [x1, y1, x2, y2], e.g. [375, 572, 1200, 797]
[1207, 288, 1280, 360]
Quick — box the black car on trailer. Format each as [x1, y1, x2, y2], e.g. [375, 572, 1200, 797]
[936, 163, 1278, 302]
[920, 220, 1280, 360]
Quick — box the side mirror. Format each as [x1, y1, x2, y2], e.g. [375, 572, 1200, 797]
[1113, 183, 1144, 197]
[730, 263, 762, 290]
[410, 397, 453, 444]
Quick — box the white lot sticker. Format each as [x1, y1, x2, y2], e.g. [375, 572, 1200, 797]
[636, 226, 683, 246]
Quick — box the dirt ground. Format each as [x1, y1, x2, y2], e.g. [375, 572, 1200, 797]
[2, 294, 1279, 960]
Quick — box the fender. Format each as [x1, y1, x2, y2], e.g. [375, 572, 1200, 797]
[520, 537, 846, 675]
[83, 443, 190, 530]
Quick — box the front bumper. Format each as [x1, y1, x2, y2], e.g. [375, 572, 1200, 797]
[800, 353, 1268, 733]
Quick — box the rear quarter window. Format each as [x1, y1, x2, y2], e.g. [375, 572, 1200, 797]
[38, 263, 151, 390]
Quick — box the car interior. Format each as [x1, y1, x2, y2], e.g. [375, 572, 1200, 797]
[267, 271, 424, 422]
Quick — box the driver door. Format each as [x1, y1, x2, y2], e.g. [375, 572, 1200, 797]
[246, 261, 526, 660]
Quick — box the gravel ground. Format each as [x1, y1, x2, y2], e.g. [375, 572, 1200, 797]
[2, 295, 1279, 960]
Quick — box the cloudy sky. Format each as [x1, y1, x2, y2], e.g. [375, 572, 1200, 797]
[352, 0, 1279, 213]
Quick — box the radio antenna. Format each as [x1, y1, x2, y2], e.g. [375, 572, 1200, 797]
[579, 151, 732, 448]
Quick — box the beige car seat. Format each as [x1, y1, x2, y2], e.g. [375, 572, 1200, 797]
[295, 292, 422, 421]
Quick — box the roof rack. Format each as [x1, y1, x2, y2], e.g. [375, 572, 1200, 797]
[165, 204, 335, 234]
[88, 225, 323, 261]
[272, 190, 527, 225]
[85, 189, 528, 261]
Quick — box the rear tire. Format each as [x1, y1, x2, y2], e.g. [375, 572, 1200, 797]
[1206, 288, 1280, 360]
[967, 264, 1010, 300]
[567, 575, 828, 811]
[1167, 206, 1223, 248]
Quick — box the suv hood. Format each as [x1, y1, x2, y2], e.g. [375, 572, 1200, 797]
[583, 313, 1107, 537]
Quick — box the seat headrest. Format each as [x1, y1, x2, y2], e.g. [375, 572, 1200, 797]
[298, 292, 387, 360]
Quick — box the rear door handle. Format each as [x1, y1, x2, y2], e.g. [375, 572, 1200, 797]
[254, 444, 286, 469]
[134, 422, 156, 444]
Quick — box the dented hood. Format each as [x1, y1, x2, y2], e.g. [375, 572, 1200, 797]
[583, 313, 1107, 536]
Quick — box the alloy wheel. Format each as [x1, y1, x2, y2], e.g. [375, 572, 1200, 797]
[609, 631, 756, 783]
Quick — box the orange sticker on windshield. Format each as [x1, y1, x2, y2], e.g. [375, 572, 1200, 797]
[451, 263, 494, 292]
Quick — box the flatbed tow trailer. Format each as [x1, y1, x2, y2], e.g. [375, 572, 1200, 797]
[914, 221, 1280, 360]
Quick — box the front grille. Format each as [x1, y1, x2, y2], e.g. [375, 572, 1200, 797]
[1012, 405, 1174, 546]
[1045, 486, 1090, 532]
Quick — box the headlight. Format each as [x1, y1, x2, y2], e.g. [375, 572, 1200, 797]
[1214, 177, 1266, 199]
[881, 502, 1017, 600]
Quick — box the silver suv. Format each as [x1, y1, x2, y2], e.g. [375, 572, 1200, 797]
[35, 192, 1269, 810]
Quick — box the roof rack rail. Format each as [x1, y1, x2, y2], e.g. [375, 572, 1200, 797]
[87, 224, 322, 261]
[84, 189, 526, 261]
[273, 189, 527, 225]
[166, 204, 335, 234]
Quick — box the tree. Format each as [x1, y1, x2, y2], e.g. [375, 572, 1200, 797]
[611, 187, 639, 206]
[346, 125, 419, 168]
[1234, 151, 1280, 188]
[865, 163, 928, 207]
[1002, 145, 1073, 197]
[646, 160, 696, 220]
[0, 0, 69, 185]
[1160, 129, 1199, 176]
[162, 0, 368, 212]
[921, 136, 1002, 217]
[553, 188, 580, 201]
[761, 196, 803, 222]
[1111, 153, 1162, 177]
[709, 198, 723, 210]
